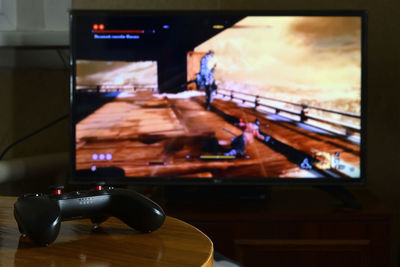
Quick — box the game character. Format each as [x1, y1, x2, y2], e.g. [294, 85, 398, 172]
[196, 50, 217, 109]
[225, 119, 265, 157]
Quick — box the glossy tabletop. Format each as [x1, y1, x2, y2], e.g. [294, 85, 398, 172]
[0, 197, 213, 266]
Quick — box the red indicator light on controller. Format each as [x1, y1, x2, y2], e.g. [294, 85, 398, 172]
[93, 24, 99, 30]
[99, 24, 104, 30]
[53, 189, 62, 195]
[94, 185, 103, 191]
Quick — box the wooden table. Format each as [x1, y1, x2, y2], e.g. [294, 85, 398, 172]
[0, 197, 213, 266]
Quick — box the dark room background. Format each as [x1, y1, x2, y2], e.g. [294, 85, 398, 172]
[0, 0, 399, 265]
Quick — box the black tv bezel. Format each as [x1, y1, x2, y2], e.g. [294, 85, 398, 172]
[69, 9, 367, 186]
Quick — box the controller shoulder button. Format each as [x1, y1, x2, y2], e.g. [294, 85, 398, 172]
[20, 193, 43, 199]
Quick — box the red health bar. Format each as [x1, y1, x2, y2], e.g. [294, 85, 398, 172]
[93, 30, 144, 34]
[95, 161, 165, 166]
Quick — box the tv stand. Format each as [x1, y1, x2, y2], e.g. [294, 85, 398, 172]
[166, 187, 391, 267]
[314, 185, 362, 210]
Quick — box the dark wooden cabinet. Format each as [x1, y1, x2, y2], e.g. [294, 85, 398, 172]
[165, 188, 391, 267]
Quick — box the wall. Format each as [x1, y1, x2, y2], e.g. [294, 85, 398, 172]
[0, 0, 399, 265]
[0, 0, 70, 46]
[0, 48, 70, 193]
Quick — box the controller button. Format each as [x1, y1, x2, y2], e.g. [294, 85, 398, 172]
[94, 181, 106, 191]
[94, 185, 103, 191]
[52, 189, 63, 195]
[49, 185, 64, 195]
[21, 193, 42, 198]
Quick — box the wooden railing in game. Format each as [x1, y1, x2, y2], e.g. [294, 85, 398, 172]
[215, 88, 361, 137]
[76, 84, 157, 93]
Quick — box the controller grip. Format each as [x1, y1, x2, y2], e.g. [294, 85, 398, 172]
[111, 189, 165, 232]
[14, 198, 61, 246]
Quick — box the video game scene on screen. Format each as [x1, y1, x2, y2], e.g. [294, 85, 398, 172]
[74, 16, 361, 179]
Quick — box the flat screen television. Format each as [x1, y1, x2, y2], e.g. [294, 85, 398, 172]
[70, 10, 367, 185]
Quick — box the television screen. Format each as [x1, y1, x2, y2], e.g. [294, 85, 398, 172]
[70, 10, 366, 184]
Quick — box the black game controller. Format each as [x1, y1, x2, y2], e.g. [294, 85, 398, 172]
[14, 186, 165, 246]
